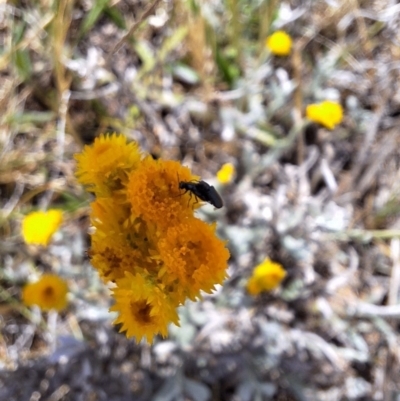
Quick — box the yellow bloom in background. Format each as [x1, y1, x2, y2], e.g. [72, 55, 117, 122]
[246, 259, 286, 296]
[216, 163, 235, 185]
[306, 100, 343, 129]
[74, 133, 230, 343]
[22, 209, 63, 246]
[22, 274, 68, 312]
[75, 133, 141, 197]
[266, 30, 292, 56]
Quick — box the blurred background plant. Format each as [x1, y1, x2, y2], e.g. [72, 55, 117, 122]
[2, 0, 400, 399]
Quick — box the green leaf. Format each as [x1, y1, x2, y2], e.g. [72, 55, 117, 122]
[158, 27, 188, 61]
[104, 6, 126, 29]
[79, 0, 110, 36]
[215, 46, 239, 87]
[12, 21, 26, 44]
[134, 40, 156, 74]
[59, 192, 90, 213]
[8, 111, 55, 125]
[14, 49, 32, 80]
[172, 63, 200, 85]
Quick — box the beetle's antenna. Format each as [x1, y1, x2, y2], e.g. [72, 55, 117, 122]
[172, 172, 184, 198]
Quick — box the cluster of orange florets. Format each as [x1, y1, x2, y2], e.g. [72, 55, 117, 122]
[74, 134, 230, 342]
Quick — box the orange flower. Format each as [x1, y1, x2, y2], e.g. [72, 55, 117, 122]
[22, 210, 63, 246]
[158, 218, 230, 300]
[74, 133, 230, 343]
[127, 157, 200, 227]
[22, 274, 68, 312]
[246, 259, 286, 295]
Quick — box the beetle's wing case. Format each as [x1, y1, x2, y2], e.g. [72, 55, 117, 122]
[208, 186, 223, 208]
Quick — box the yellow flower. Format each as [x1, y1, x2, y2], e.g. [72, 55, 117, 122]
[22, 274, 68, 312]
[127, 157, 200, 227]
[75, 133, 231, 343]
[22, 209, 63, 246]
[246, 259, 286, 296]
[158, 218, 230, 300]
[110, 272, 179, 342]
[90, 237, 140, 282]
[90, 200, 161, 282]
[216, 163, 235, 185]
[306, 101, 343, 129]
[75, 133, 141, 197]
[266, 31, 292, 56]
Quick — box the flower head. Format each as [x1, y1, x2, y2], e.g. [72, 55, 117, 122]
[158, 218, 230, 300]
[246, 259, 286, 296]
[74, 133, 230, 343]
[266, 31, 292, 56]
[110, 272, 179, 342]
[216, 163, 235, 185]
[22, 209, 63, 246]
[90, 200, 161, 282]
[127, 157, 200, 227]
[75, 133, 141, 197]
[306, 100, 343, 130]
[22, 274, 68, 312]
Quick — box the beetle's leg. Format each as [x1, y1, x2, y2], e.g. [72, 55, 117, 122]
[187, 191, 193, 207]
[191, 194, 201, 208]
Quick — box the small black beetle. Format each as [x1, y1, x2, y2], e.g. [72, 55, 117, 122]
[179, 180, 223, 209]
